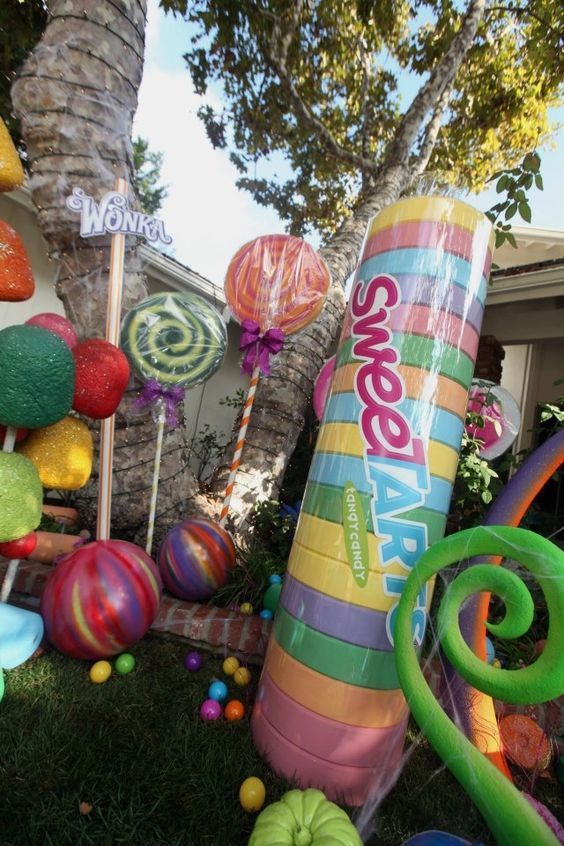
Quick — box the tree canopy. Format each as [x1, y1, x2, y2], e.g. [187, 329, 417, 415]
[132, 136, 169, 215]
[184, 0, 563, 240]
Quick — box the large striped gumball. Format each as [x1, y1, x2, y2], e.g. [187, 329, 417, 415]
[158, 519, 236, 602]
[40, 540, 162, 659]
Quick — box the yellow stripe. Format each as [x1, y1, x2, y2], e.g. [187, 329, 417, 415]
[288, 537, 436, 610]
[366, 197, 495, 246]
[295, 512, 381, 567]
[316, 422, 459, 482]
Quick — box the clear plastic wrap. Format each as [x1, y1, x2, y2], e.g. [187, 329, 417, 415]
[252, 196, 495, 805]
[467, 378, 521, 460]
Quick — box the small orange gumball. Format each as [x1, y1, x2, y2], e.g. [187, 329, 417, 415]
[234, 666, 251, 687]
[224, 699, 245, 722]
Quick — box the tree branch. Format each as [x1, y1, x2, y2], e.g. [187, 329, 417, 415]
[409, 80, 454, 180]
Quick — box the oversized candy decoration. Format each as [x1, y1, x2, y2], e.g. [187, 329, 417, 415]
[0, 324, 75, 429]
[0, 220, 35, 302]
[158, 518, 236, 601]
[40, 539, 162, 660]
[26, 313, 78, 349]
[252, 196, 493, 804]
[121, 291, 227, 389]
[18, 416, 93, 490]
[0, 452, 43, 542]
[72, 339, 130, 419]
[0, 119, 24, 193]
[312, 355, 336, 421]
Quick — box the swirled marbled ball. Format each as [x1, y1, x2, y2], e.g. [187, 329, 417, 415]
[158, 519, 236, 601]
[120, 292, 227, 388]
[40, 540, 162, 660]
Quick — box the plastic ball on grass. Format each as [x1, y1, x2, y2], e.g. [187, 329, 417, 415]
[259, 609, 273, 621]
[208, 680, 228, 702]
[222, 656, 240, 676]
[239, 777, 266, 812]
[239, 602, 253, 616]
[268, 574, 282, 585]
[200, 699, 222, 721]
[234, 666, 251, 688]
[115, 653, 135, 675]
[224, 700, 245, 722]
[90, 660, 112, 684]
[184, 651, 203, 672]
[158, 518, 236, 602]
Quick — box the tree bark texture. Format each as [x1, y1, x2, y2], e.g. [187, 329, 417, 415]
[213, 0, 487, 534]
[11, 0, 207, 542]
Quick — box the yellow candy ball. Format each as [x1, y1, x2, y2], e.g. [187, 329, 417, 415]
[89, 660, 112, 684]
[239, 777, 265, 813]
[239, 602, 253, 616]
[0, 118, 25, 192]
[18, 416, 93, 490]
[223, 656, 240, 676]
[234, 666, 251, 687]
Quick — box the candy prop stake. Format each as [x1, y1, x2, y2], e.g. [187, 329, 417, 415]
[219, 235, 330, 527]
[121, 292, 227, 553]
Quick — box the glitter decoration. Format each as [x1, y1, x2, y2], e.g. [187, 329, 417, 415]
[0, 452, 43, 542]
[0, 119, 24, 193]
[18, 416, 93, 490]
[72, 339, 130, 419]
[0, 220, 35, 302]
[120, 291, 227, 388]
[40, 539, 163, 660]
[0, 324, 75, 429]
[224, 234, 330, 335]
[26, 313, 78, 349]
[158, 518, 236, 602]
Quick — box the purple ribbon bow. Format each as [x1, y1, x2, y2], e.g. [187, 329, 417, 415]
[239, 319, 285, 376]
[134, 379, 185, 427]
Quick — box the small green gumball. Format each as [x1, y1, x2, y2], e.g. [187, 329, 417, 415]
[115, 653, 135, 675]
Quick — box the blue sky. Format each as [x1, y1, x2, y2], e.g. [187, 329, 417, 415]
[134, 0, 563, 284]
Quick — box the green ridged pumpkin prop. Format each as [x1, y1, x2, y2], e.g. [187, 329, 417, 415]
[248, 789, 362, 846]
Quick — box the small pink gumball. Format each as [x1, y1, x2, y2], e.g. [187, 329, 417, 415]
[200, 699, 222, 721]
[26, 313, 78, 349]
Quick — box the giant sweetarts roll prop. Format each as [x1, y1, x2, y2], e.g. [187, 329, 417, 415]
[251, 196, 494, 805]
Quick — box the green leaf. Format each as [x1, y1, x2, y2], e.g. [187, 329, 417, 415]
[535, 174, 544, 190]
[518, 202, 532, 223]
[523, 151, 541, 173]
[505, 203, 518, 220]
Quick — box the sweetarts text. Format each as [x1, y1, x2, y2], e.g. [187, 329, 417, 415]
[351, 273, 430, 646]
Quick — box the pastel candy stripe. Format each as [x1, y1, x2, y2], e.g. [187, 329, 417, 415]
[256, 669, 406, 768]
[358, 249, 488, 297]
[300, 480, 448, 540]
[287, 537, 437, 610]
[337, 334, 475, 388]
[251, 698, 407, 805]
[263, 637, 408, 728]
[325, 392, 465, 450]
[389, 304, 480, 361]
[294, 511, 382, 569]
[309, 451, 454, 514]
[362, 219, 493, 268]
[281, 572, 391, 650]
[316, 422, 460, 483]
[378, 273, 485, 329]
[329, 363, 469, 421]
[366, 196, 495, 243]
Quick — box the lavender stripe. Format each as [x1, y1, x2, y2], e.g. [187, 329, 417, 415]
[379, 273, 484, 331]
[281, 573, 392, 651]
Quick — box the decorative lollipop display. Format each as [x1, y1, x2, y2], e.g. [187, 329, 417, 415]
[466, 379, 521, 460]
[0, 220, 35, 302]
[220, 234, 330, 525]
[121, 291, 227, 554]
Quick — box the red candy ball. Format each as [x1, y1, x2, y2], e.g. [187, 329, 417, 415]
[26, 313, 78, 349]
[0, 532, 37, 559]
[40, 539, 162, 660]
[72, 339, 130, 419]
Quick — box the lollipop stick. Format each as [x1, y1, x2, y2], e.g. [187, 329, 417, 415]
[219, 364, 261, 527]
[96, 177, 128, 541]
[145, 401, 166, 556]
[1, 426, 19, 601]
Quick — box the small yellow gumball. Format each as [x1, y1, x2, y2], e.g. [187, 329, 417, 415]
[89, 660, 112, 684]
[239, 776, 265, 812]
[234, 666, 251, 687]
[239, 602, 253, 616]
[223, 656, 240, 676]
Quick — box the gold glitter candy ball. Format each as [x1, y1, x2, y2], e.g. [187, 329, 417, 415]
[0, 119, 24, 193]
[18, 416, 93, 490]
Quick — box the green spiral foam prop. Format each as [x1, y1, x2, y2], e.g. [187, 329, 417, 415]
[395, 525, 564, 846]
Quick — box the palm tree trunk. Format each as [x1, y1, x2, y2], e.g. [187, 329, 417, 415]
[11, 0, 207, 543]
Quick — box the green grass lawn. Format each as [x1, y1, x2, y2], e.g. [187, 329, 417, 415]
[0, 636, 560, 846]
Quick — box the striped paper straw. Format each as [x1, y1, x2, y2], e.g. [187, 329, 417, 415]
[252, 195, 494, 805]
[219, 364, 260, 527]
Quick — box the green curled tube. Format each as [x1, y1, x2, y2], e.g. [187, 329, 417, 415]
[394, 525, 564, 846]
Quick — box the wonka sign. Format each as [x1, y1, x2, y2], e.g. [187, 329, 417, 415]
[65, 186, 172, 245]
